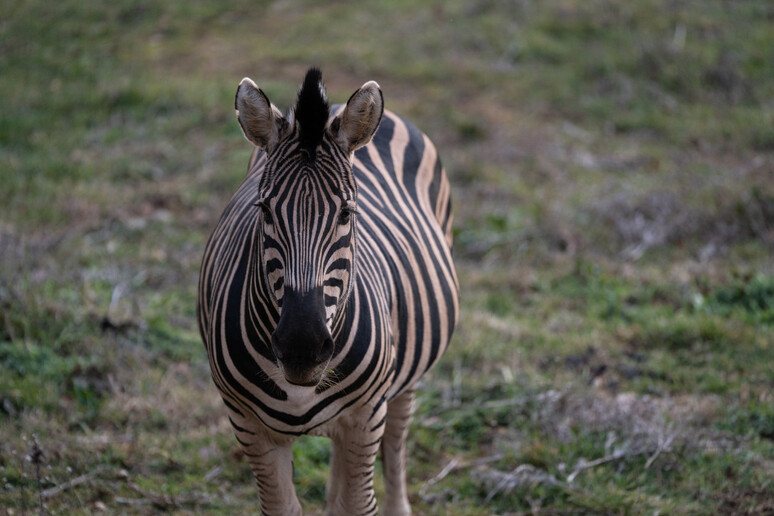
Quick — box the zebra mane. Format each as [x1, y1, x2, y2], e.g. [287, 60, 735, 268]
[293, 68, 330, 157]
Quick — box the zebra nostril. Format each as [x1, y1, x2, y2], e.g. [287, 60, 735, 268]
[317, 337, 334, 362]
[270, 335, 284, 361]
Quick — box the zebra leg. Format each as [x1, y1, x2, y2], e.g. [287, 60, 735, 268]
[324, 402, 387, 516]
[381, 389, 415, 516]
[230, 418, 301, 516]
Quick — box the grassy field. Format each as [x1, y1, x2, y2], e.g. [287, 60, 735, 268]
[2, 0, 773, 514]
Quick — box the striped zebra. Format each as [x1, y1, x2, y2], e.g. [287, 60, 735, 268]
[197, 68, 458, 515]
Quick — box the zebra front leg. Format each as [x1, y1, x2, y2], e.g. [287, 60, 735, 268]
[230, 417, 302, 516]
[381, 390, 415, 516]
[325, 402, 387, 516]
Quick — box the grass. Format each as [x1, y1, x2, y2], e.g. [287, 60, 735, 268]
[2, 0, 773, 514]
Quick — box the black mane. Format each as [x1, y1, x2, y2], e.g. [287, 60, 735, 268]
[294, 68, 330, 157]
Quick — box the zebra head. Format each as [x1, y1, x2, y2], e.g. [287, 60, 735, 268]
[235, 68, 383, 387]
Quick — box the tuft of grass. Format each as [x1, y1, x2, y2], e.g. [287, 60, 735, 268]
[293, 436, 331, 505]
[708, 274, 774, 323]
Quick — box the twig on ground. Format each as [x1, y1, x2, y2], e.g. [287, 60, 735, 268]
[566, 428, 680, 484]
[18, 452, 28, 516]
[645, 431, 677, 470]
[566, 449, 628, 484]
[40, 466, 109, 499]
[29, 436, 45, 516]
[483, 464, 565, 503]
[38, 464, 213, 510]
[419, 454, 504, 502]
[115, 497, 154, 506]
[204, 466, 223, 482]
[419, 458, 459, 502]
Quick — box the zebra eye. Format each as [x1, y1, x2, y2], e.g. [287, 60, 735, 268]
[338, 206, 355, 225]
[256, 202, 273, 225]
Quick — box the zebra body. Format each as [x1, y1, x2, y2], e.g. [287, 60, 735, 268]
[197, 69, 458, 515]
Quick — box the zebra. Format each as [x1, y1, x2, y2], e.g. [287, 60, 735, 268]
[197, 68, 458, 515]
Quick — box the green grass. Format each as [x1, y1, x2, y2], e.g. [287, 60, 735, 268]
[2, 0, 774, 514]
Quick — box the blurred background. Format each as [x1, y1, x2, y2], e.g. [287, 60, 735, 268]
[1, 0, 773, 514]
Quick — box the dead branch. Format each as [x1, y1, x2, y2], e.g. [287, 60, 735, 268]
[644, 431, 678, 470]
[41, 471, 95, 499]
[40, 466, 117, 499]
[482, 464, 566, 503]
[115, 497, 153, 506]
[29, 436, 45, 516]
[419, 454, 504, 502]
[566, 449, 628, 484]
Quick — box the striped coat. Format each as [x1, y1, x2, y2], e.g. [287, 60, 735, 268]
[197, 69, 458, 515]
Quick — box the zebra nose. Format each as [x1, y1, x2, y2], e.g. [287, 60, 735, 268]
[270, 330, 334, 366]
[271, 332, 333, 387]
[270, 286, 335, 385]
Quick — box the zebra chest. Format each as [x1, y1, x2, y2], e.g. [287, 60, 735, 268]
[220, 292, 396, 434]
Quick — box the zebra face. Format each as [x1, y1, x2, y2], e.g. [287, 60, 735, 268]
[257, 171, 356, 318]
[257, 165, 357, 386]
[236, 68, 383, 387]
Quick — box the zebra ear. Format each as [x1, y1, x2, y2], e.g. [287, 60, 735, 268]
[235, 78, 286, 153]
[331, 81, 383, 154]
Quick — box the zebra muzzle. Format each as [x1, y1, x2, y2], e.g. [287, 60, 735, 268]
[270, 286, 335, 387]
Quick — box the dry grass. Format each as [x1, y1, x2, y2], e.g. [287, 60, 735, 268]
[2, 0, 774, 514]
